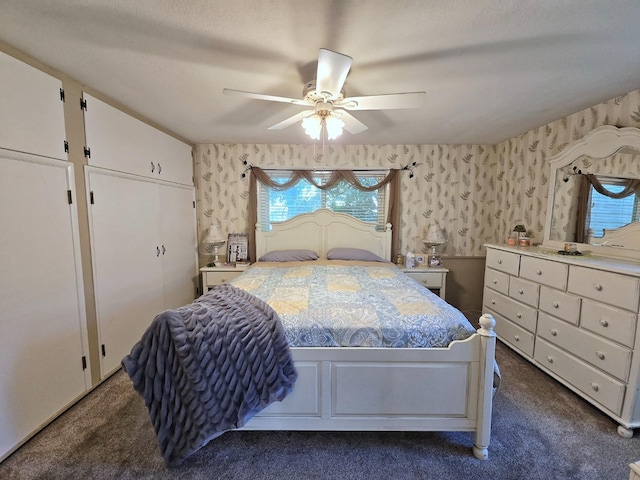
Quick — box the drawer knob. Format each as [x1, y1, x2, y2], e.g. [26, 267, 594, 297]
[518, 288, 524, 294]
[599, 319, 609, 328]
[596, 351, 605, 360]
[550, 329, 558, 336]
[546, 356, 554, 363]
[514, 335, 520, 342]
[552, 301, 559, 308]
[492, 279, 498, 284]
[516, 312, 522, 318]
[591, 383, 600, 392]
[498, 259, 503, 264]
[594, 283, 603, 291]
[491, 300, 496, 305]
[536, 269, 542, 275]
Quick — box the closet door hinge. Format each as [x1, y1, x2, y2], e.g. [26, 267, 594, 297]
[81, 356, 87, 370]
[80, 98, 87, 111]
[67, 190, 73, 204]
[90, 191, 95, 204]
[64, 140, 69, 153]
[193, 200, 196, 208]
[84, 147, 91, 158]
[59, 88, 65, 102]
[101, 344, 106, 357]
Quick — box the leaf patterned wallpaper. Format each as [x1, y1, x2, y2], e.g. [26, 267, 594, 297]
[194, 89, 640, 258]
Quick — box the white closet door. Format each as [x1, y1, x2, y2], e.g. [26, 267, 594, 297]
[159, 183, 198, 309]
[87, 169, 164, 377]
[0, 151, 89, 460]
[83, 93, 193, 185]
[0, 51, 66, 159]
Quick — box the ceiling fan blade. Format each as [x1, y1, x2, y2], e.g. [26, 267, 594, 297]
[223, 88, 309, 106]
[316, 49, 352, 100]
[338, 110, 368, 135]
[268, 110, 315, 130]
[339, 92, 426, 110]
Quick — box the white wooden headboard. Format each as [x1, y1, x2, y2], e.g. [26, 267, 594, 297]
[255, 209, 392, 261]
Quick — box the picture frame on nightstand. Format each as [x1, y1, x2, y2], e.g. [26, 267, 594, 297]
[428, 255, 443, 267]
[415, 254, 426, 265]
[227, 233, 248, 263]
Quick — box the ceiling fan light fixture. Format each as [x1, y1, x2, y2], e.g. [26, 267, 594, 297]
[302, 110, 345, 141]
[325, 115, 345, 140]
[302, 114, 323, 140]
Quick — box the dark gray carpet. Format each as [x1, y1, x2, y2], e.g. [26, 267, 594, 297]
[1, 342, 638, 480]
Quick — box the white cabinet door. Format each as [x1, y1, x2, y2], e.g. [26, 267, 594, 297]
[0, 151, 89, 460]
[87, 169, 164, 377]
[83, 93, 192, 185]
[0, 51, 66, 159]
[159, 183, 198, 308]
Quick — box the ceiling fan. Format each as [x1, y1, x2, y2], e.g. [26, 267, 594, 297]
[223, 49, 426, 140]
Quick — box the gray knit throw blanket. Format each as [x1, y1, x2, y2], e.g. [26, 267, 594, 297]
[122, 284, 297, 466]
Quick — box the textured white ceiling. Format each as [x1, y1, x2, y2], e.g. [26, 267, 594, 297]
[1, 0, 640, 146]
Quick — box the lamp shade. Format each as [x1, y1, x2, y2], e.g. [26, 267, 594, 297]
[204, 224, 225, 244]
[424, 225, 445, 245]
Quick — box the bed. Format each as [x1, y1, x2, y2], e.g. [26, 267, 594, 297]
[239, 210, 497, 458]
[123, 209, 497, 465]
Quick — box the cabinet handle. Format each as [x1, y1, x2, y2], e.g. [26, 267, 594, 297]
[599, 319, 609, 328]
[594, 283, 603, 291]
[546, 356, 553, 363]
[550, 329, 558, 336]
[151, 161, 155, 173]
[514, 335, 520, 342]
[156, 246, 160, 257]
[591, 383, 600, 392]
[536, 269, 542, 275]
[516, 312, 522, 318]
[158, 162, 162, 174]
[552, 301, 559, 308]
[518, 288, 524, 294]
[596, 351, 605, 360]
[162, 245, 166, 255]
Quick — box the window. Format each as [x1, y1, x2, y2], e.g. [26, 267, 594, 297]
[588, 181, 640, 238]
[258, 170, 387, 227]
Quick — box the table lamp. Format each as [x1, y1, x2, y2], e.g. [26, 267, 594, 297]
[204, 224, 226, 267]
[423, 225, 445, 267]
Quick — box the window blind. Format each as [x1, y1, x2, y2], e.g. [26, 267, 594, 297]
[257, 170, 387, 227]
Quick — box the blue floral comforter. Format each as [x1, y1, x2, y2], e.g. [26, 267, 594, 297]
[231, 261, 475, 348]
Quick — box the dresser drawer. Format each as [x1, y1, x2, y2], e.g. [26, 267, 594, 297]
[489, 310, 535, 357]
[406, 271, 445, 289]
[483, 287, 537, 333]
[534, 339, 625, 415]
[538, 312, 631, 382]
[568, 266, 640, 312]
[519, 256, 568, 290]
[539, 286, 581, 325]
[485, 249, 520, 276]
[203, 270, 243, 289]
[508, 277, 540, 308]
[580, 299, 637, 348]
[484, 268, 510, 296]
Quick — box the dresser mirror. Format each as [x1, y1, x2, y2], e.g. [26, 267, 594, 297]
[544, 126, 640, 261]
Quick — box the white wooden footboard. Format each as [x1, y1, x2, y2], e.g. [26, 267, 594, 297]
[244, 314, 497, 460]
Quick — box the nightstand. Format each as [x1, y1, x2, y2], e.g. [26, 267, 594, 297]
[401, 266, 449, 300]
[200, 265, 249, 292]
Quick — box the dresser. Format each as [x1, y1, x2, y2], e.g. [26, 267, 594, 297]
[483, 244, 640, 436]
